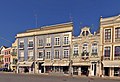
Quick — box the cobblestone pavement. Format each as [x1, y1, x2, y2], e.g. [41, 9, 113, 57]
[0, 73, 120, 82]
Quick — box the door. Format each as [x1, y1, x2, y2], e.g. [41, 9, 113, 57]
[104, 67, 109, 76]
[91, 63, 97, 76]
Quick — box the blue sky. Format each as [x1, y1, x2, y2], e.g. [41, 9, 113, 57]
[0, 0, 120, 47]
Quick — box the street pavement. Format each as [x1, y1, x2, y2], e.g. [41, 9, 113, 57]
[0, 73, 120, 82]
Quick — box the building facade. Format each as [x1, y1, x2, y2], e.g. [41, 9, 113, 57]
[3, 47, 11, 70]
[71, 27, 101, 76]
[15, 14, 120, 77]
[16, 22, 73, 74]
[10, 40, 18, 71]
[100, 15, 120, 77]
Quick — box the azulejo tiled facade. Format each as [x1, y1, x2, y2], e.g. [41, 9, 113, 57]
[16, 14, 120, 77]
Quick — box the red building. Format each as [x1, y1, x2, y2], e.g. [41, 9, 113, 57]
[3, 47, 11, 69]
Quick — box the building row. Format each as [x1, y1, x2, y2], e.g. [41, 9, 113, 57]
[0, 40, 17, 71]
[0, 14, 120, 77]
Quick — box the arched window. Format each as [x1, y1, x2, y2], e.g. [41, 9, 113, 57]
[73, 44, 78, 56]
[92, 43, 98, 55]
[82, 31, 85, 36]
[86, 31, 89, 36]
[83, 43, 88, 52]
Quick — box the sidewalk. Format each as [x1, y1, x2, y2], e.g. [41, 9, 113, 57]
[1, 72, 120, 80]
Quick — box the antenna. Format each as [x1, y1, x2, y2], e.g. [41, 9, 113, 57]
[0, 36, 12, 43]
[69, 13, 73, 22]
[35, 14, 38, 28]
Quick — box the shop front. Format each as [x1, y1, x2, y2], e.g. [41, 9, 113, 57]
[18, 62, 34, 73]
[72, 62, 91, 76]
[103, 61, 120, 77]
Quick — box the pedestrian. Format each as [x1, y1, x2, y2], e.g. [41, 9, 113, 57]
[86, 70, 89, 77]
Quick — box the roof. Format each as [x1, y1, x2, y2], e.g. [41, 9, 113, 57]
[20, 22, 73, 34]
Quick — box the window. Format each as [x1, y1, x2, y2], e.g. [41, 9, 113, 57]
[104, 47, 111, 57]
[19, 51, 24, 61]
[105, 29, 111, 40]
[83, 43, 88, 52]
[64, 49, 69, 58]
[92, 43, 98, 55]
[28, 41, 33, 47]
[38, 39, 43, 47]
[82, 43, 89, 56]
[115, 27, 120, 39]
[115, 46, 120, 56]
[46, 51, 51, 59]
[55, 37, 60, 45]
[64, 36, 69, 45]
[38, 51, 43, 58]
[82, 31, 85, 36]
[19, 51, 24, 57]
[28, 50, 33, 57]
[73, 44, 78, 56]
[19, 42, 24, 48]
[46, 37, 51, 46]
[9, 58, 10, 62]
[54, 50, 59, 59]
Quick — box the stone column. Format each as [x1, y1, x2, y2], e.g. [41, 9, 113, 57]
[44, 65, 46, 73]
[78, 67, 81, 76]
[110, 67, 114, 77]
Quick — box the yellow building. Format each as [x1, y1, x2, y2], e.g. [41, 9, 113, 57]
[100, 14, 120, 77]
[10, 40, 18, 71]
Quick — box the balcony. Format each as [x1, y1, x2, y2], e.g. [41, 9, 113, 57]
[114, 56, 120, 60]
[28, 44, 33, 49]
[104, 57, 110, 60]
[19, 45, 24, 50]
[0, 60, 4, 64]
[73, 53, 79, 57]
[11, 52, 17, 56]
[91, 53, 98, 56]
[81, 52, 89, 56]
[81, 52, 89, 60]
[115, 38, 120, 42]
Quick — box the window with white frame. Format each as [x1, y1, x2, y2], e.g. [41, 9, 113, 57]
[19, 51, 24, 61]
[82, 43, 89, 56]
[115, 27, 120, 39]
[73, 44, 78, 56]
[104, 46, 111, 57]
[46, 37, 51, 46]
[105, 29, 111, 40]
[19, 51, 24, 57]
[83, 43, 88, 52]
[38, 51, 43, 58]
[64, 49, 69, 58]
[54, 50, 59, 59]
[92, 43, 98, 55]
[64, 36, 69, 45]
[19, 41, 24, 48]
[115, 46, 120, 56]
[28, 41, 33, 47]
[38, 39, 43, 47]
[46, 51, 51, 59]
[55, 37, 60, 45]
[28, 50, 33, 57]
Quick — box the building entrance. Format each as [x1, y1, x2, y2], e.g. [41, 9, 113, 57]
[104, 67, 109, 76]
[81, 66, 89, 76]
[91, 63, 97, 76]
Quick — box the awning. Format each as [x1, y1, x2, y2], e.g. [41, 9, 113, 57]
[53, 63, 69, 66]
[103, 61, 120, 67]
[42, 62, 53, 66]
[19, 62, 33, 67]
[72, 62, 91, 66]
